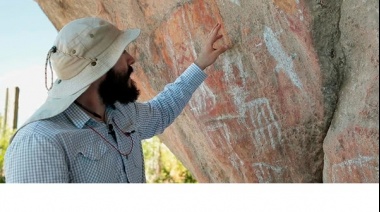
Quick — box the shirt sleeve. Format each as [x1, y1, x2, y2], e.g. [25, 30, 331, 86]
[135, 63, 207, 139]
[5, 132, 69, 183]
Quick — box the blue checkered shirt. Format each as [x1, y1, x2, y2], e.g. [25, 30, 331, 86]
[5, 63, 206, 183]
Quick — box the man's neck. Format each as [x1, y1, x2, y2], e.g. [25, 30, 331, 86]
[75, 86, 106, 122]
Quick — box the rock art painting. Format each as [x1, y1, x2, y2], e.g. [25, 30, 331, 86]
[35, 0, 378, 182]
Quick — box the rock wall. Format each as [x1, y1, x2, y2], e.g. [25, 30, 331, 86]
[321, 0, 379, 183]
[35, 0, 379, 183]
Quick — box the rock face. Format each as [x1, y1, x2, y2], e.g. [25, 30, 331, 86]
[322, 0, 379, 183]
[35, 0, 379, 183]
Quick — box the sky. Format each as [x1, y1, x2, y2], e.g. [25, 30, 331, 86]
[0, 0, 57, 127]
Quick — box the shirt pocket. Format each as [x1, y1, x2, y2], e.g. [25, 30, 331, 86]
[70, 139, 118, 183]
[77, 140, 108, 161]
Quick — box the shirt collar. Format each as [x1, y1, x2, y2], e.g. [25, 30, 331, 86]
[64, 103, 92, 129]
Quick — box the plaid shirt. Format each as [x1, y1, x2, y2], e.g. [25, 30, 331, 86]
[5, 63, 206, 183]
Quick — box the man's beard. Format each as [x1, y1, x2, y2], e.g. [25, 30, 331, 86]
[98, 66, 140, 106]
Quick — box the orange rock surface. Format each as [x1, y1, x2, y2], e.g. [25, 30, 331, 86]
[36, 0, 379, 182]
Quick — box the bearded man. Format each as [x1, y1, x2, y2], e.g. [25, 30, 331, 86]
[5, 17, 230, 183]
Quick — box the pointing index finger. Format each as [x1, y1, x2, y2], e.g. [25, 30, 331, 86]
[209, 23, 222, 42]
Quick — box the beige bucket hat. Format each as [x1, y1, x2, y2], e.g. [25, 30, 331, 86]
[23, 17, 140, 127]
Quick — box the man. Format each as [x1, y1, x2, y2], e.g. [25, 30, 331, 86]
[4, 17, 230, 183]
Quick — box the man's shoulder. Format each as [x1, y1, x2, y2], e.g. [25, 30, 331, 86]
[12, 120, 53, 141]
[12, 115, 71, 142]
[20, 118, 60, 132]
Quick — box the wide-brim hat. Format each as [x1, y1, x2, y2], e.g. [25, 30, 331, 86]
[22, 17, 140, 127]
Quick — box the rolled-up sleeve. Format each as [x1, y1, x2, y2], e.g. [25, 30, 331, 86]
[5, 133, 69, 183]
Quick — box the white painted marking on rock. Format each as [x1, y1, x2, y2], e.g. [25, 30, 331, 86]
[264, 26, 303, 89]
[189, 84, 216, 115]
[229, 0, 241, 6]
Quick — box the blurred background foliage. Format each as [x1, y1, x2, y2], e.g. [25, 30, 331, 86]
[0, 115, 196, 183]
[0, 116, 11, 183]
[143, 136, 197, 183]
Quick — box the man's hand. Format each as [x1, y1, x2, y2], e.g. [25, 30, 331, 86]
[194, 23, 231, 70]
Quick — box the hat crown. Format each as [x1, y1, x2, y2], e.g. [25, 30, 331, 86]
[51, 17, 122, 80]
[19, 17, 139, 128]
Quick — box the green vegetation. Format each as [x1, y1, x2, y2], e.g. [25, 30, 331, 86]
[143, 136, 197, 183]
[0, 116, 13, 183]
[0, 115, 196, 183]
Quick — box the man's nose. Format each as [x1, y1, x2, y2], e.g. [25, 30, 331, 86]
[126, 53, 135, 65]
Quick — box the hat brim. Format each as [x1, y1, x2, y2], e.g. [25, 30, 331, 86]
[22, 28, 140, 127]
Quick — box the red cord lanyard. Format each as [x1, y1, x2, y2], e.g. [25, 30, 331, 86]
[86, 118, 134, 158]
